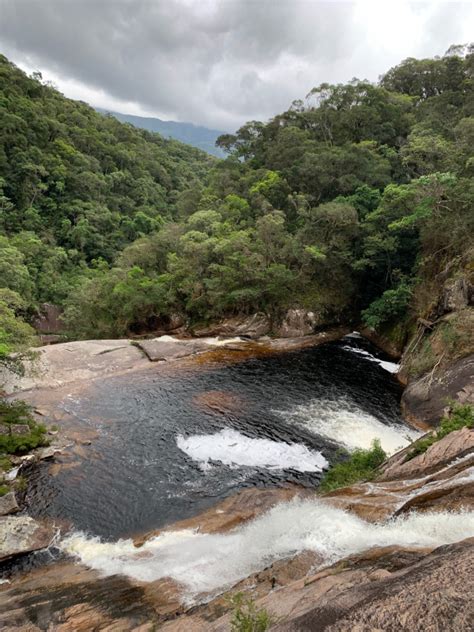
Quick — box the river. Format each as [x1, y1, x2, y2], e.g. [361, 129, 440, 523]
[24, 334, 418, 541]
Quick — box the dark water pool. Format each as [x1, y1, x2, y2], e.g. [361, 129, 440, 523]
[25, 336, 406, 540]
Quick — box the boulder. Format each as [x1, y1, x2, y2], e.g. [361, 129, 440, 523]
[380, 426, 474, 481]
[0, 516, 56, 562]
[192, 313, 270, 338]
[401, 354, 474, 427]
[274, 309, 319, 338]
[0, 492, 19, 516]
[32, 303, 64, 334]
[441, 277, 473, 313]
[135, 338, 211, 361]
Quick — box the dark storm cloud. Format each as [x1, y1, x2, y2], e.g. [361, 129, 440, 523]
[0, 1, 472, 130]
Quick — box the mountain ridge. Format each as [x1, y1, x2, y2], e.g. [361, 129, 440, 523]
[96, 107, 226, 157]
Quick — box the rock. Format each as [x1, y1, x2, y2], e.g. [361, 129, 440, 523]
[10, 425, 30, 436]
[441, 277, 473, 313]
[274, 309, 319, 338]
[0, 516, 56, 562]
[35, 446, 59, 460]
[0, 561, 158, 631]
[0, 339, 150, 394]
[32, 303, 64, 334]
[192, 390, 244, 414]
[401, 354, 474, 427]
[135, 486, 311, 546]
[0, 492, 19, 516]
[270, 538, 474, 632]
[4, 467, 20, 482]
[0, 424, 9, 435]
[192, 313, 271, 338]
[380, 427, 474, 481]
[135, 338, 209, 361]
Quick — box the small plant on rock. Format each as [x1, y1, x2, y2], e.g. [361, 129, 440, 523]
[320, 439, 387, 492]
[230, 593, 273, 632]
[406, 403, 473, 460]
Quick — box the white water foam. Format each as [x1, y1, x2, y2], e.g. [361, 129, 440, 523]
[62, 499, 474, 602]
[176, 428, 328, 472]
[341, 344, 399, 373]
[275, 397, 420, 455]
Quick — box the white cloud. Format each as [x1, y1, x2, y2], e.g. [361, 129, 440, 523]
[0, 0, 472, 131]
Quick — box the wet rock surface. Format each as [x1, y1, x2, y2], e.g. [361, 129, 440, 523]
[134, 486, 311, 546]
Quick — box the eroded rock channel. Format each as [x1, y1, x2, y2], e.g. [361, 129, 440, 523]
[1, 333, 473, 631]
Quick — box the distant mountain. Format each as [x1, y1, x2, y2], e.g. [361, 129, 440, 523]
[97, 108, 226, 158]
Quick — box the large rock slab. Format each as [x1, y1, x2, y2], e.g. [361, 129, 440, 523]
[1, 340, 149, 393]
[401, 354, 474, 427]
[0, 516, 56, 562]
[135, 486, 310, 546]
[380, 426, 474, 481]
[134, 336, 246, 362]
[270, 538, 474, 632]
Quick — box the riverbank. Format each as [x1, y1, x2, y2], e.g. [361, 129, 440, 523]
[0, 421, 472, 631]
[0, 330, 473, 631]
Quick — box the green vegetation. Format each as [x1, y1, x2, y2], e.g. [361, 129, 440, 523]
[0, 47, 473, 345]
[407, 404, 474, 460]
[320, 440, 387, 492]
[230, 593, 273, 632]
[0, 399, 48, 454]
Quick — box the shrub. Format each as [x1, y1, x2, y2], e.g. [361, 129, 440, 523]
[230, 593, 273, 632]
[0, 399, 48, 454]
[362, 282, 412, 331]
[320, 439, 387, 492]
[406, 403, 473, 460]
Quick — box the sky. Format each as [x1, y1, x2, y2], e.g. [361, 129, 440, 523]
[0, 0, 473, 132]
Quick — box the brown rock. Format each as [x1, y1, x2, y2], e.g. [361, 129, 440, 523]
[192, 390, 244, 414]
[135, 486, 311, 546]
[272, 538, 474, 632]
[380, 427, 474, 481]
[32, 303, 64, 334]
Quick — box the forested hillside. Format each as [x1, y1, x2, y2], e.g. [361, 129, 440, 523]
[97, 109, 226, 158]
[1, 48, 473, 374]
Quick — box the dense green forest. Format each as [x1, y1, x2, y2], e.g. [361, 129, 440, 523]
[1, 48, 473, 372]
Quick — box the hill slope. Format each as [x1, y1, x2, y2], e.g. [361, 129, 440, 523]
[97, 108, 226, 158]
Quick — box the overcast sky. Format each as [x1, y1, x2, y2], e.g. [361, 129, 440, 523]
[0, 0, 473, 131]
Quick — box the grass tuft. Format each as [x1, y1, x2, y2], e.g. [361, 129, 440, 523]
[320, 439, 387, 493]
